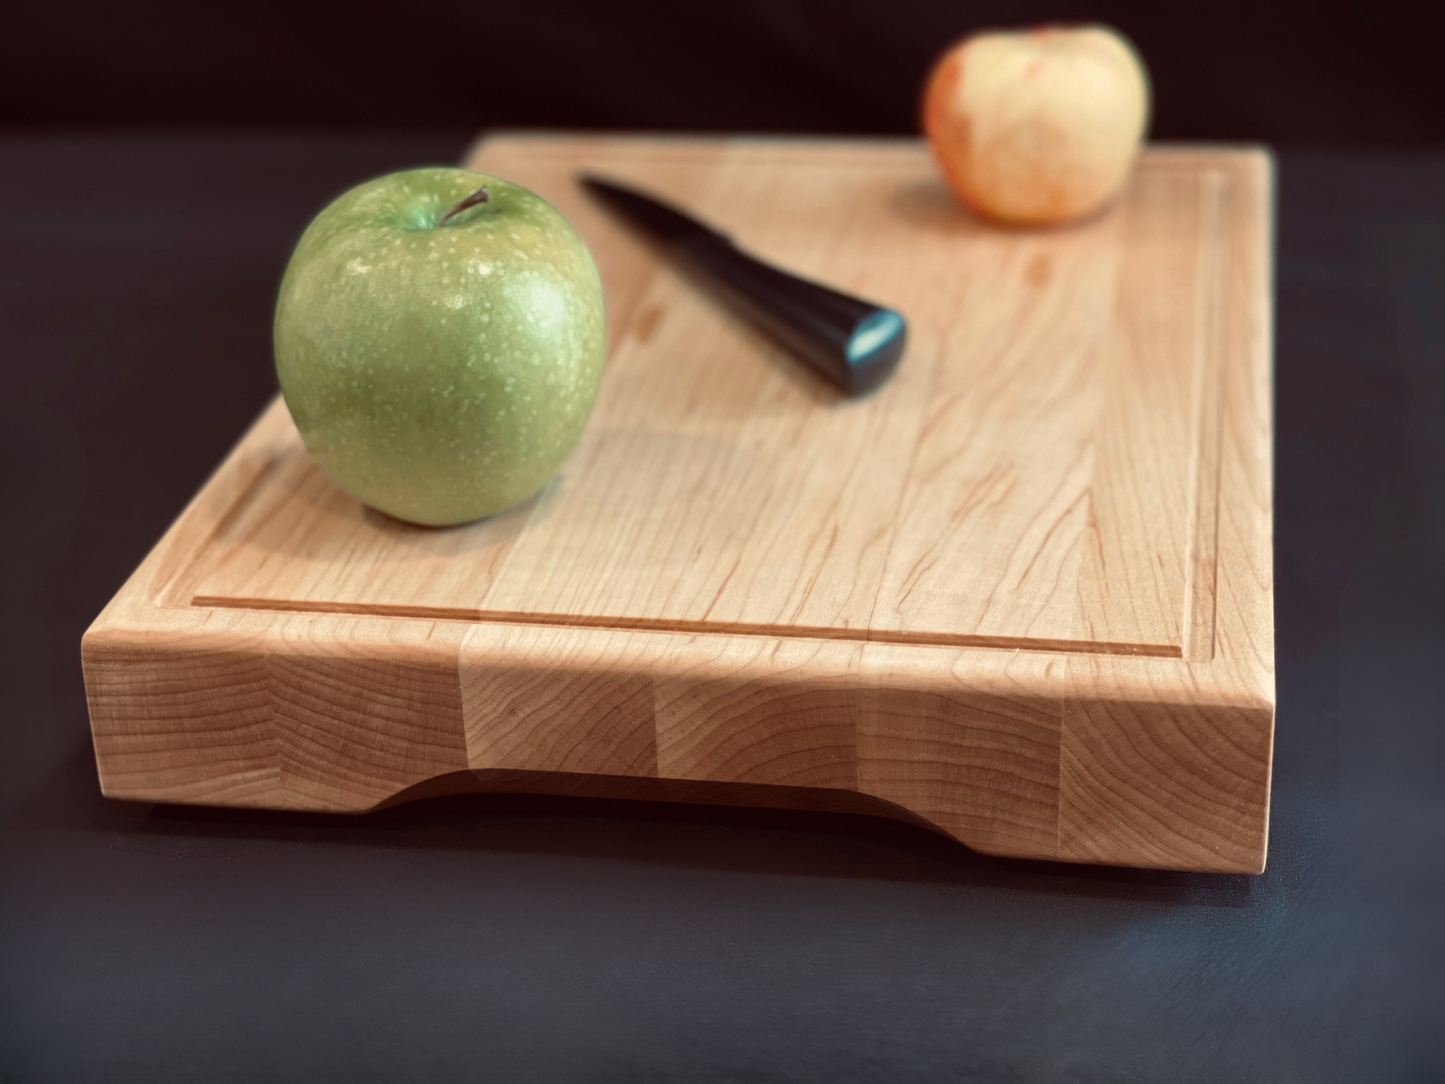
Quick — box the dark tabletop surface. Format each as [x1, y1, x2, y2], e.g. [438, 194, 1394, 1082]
[0, 133, 1442, 1083]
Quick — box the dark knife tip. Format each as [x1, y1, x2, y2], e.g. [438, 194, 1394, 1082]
[577, 173, 627, 198]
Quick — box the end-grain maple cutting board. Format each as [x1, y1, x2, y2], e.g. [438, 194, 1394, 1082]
[81, 135, 1275, 873]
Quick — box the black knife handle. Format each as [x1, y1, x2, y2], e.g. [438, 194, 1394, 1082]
[670, 236, 906, 398]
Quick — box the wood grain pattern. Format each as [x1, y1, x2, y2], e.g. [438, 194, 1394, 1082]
[82, 135, 1275, 872]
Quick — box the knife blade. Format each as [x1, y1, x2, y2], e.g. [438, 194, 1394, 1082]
[579, 175, 906, 397]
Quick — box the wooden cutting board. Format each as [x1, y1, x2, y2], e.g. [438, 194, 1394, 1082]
[82, 134, 1275, 873]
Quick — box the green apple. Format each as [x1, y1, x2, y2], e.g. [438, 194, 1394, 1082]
[274, 168, 607, 526]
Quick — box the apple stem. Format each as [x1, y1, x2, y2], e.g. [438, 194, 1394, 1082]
[438, 185, 490, 228]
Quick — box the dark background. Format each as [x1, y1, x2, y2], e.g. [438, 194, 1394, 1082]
[3, 2, 1445, 1081]
[2, 0, 1444, 146]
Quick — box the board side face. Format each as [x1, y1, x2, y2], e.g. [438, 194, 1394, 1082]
[82, 610, 1271, 870]
[82, 617, 470, 810]
[83, 137, 1275, 872]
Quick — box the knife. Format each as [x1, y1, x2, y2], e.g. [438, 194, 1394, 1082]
[579, 175, 906, 397]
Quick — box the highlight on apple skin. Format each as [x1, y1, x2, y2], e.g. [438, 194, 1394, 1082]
[922, 24, 1151, 226]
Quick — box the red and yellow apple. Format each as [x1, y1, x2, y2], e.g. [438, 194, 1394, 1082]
[922, 25, 1151, 226]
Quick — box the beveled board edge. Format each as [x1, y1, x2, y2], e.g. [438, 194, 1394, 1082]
[81, 139, 1275, 873]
